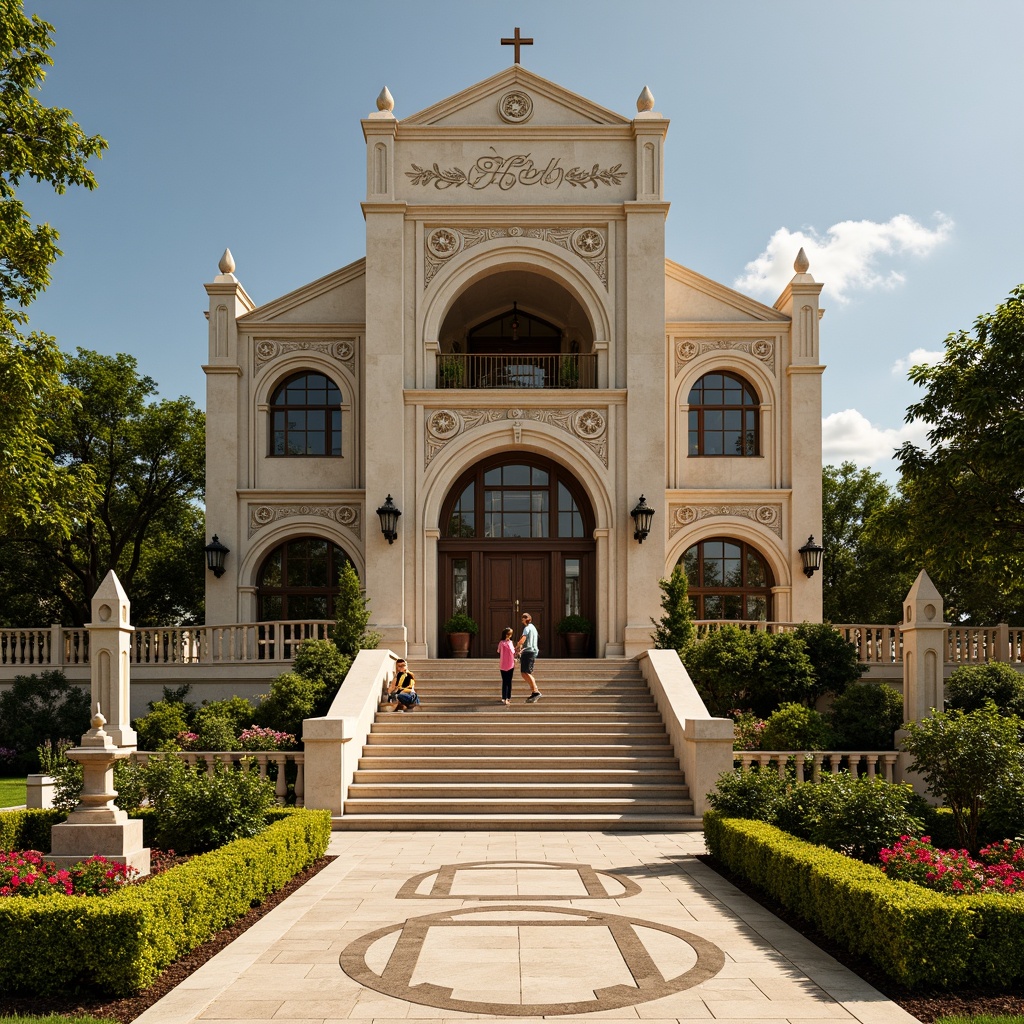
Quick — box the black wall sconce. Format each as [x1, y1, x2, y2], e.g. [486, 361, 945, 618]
[630, 495, 655, 544]
[799, 535, 824, 577]
[204, 535, 229, 578]
[376, 495, 402, 544]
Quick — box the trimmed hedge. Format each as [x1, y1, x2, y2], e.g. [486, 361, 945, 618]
[0, 809, 331, 995]
[703, 811, 1024, 988]
[0, 808, 65, 852]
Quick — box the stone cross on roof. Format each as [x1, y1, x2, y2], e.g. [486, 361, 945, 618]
[501, 27, 533, 64]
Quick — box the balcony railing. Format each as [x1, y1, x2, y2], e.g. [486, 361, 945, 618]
[436, 353, 597, 389]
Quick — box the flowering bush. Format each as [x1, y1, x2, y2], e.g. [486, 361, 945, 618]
[0, 746, 18, 771]
[878, 835, 1024, 895]
[238, 726, 297, 751]
[730, 710, 766, 751]
[175, 731, 200, 750]
[0, 850, 137, 897]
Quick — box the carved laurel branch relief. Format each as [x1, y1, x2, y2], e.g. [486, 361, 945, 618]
[674, 338, 775, 377]
[248, 502, 361, 539]
[425, 407, 608, 467]
[425, 226, 607, 289]
[254, 340, 357, 375]
[669, 503, 782, 539]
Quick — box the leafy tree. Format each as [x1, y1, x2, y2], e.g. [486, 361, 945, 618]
[945, 662, 1024, 717]
[828, 683, 905, 750]
[331, 561, 381, 659]
[254, 671, 321, 738]
[0, 670, 89, 771]
[294, 638, 351, 715]
[793, 621, 865, 700]
[902, 702, 1024, 853]
[895, 286, 1024, 623]
[133, 699, 190, 752]
[822, 463, 914, 623]
[0, 349, 205, 625]
[651, 566, 695, 651]
[760, 702, 830, 751]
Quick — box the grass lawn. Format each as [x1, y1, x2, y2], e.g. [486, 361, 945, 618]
[937, 1018, 1024, 1024]
[0, 776, 26, 808]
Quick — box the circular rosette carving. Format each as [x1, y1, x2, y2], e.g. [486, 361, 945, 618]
[507, 226, 523, 237]
[573, 409, 606, 438]
[333, 341, 354, 361]
[506, 408, 524, 420]
[571, 228, 606, 258]
[255, 341, 277, 362]
[497, 90, 533, 123]
[756, 505, 779, 526]
[336, 506, 357, 527]
[674, 506, 697, 527]
[253, 505, 275, 525]
[676, 340, 699, 361]
[427, 409, 462, 439]
[426, 228, 463, 260]
[752, 339, 774, 359]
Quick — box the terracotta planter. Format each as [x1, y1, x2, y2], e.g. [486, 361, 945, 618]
[562, 632, 589, 657]
[448, 631, 471, 658]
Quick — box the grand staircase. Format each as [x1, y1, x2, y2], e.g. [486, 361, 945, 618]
[335, 658, 702, 830]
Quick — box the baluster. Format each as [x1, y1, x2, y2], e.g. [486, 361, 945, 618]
[776, 755, 788, 780]
[257, 752, 269, 780]
[866, 754, 877, 779]
[293, 756, 304, 807]
[812, 753, 823, 783]
[274, 756, 287, 805]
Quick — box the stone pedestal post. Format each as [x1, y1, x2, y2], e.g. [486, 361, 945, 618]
[88, 570, 137, 749]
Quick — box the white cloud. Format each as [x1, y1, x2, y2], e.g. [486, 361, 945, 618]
[891, 347, 945, 377]
[736, 213, 953, 304]
[822, 409, 930, 472]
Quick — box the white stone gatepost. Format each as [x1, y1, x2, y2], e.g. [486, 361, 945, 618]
[88, 570, 137, 749]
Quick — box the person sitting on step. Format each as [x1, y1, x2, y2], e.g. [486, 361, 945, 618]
[386, 659, 420, 712]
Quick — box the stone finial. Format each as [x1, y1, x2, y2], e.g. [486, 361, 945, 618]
[91, 705, 106, 731]
[219, 248, 236, 275]
[637, 86, 655, 113]
[376, 86, 394, 113]
[793, 247, 810, 274]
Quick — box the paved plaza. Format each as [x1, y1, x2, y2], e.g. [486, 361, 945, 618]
[134, 830, 918, 1024]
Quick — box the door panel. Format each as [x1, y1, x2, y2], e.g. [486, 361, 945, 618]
[484, 554, 515, 648]
[481, 552, 550, 654]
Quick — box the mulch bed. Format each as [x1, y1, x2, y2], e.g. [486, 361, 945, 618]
[0, 856, 336, 1024]
[697, 854, 1024, 1023]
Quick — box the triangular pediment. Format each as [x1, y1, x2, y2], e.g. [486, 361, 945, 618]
[238, 258, 366, 325]
[665, 259, 789, 323]
[400, 66, 631, 128]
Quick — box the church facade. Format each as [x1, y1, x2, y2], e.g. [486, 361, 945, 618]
[202, 64, 824, 659]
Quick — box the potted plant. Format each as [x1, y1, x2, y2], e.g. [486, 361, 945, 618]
[443, 612, 478, 658]
[556, 614, 592, 657]
[438, 356, 465, 388]
[559, 354, 580, 388]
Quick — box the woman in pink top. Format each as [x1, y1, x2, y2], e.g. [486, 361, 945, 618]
[497, 627, 516, 706]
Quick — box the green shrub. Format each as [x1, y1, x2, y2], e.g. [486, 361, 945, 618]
[195, 697, 255, 735]
[147, 756, 275, 853]
[980, 757, 1024, 844]
[0, 808, 65, 852]
[293, 638, 351, 715]
[0, 810, 331, 995]
[650, 566, 695, 651]
[794, 622, 866, 700]
[761, 702, 831, 750]
[194, 714, 236, 752]
[134, 699, 190, 752]
[702, 812, 1006, 989]
[255, 671, 322, 737]
[946, 662, 1024, 717]
[706, 767, 790, 822]
[0, 671, 90, 773]
[828, 683, 905, 749]
[49, 753, 149, 815]
[779, 773, 925, 862]
[331, 560, 381, 658]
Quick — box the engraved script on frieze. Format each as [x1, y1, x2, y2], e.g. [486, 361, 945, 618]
[407, 150, 627, 191]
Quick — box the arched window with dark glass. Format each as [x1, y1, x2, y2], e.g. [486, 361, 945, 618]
[257, 537, 351, 620]
[270, 372, 342, 456]
[678, 538, 773, 620]
[687, 372, 759, 456]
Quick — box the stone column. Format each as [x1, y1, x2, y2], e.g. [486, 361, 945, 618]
[88, 570, 136, 749]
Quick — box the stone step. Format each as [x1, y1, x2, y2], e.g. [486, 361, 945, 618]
[342, 797, 695, 815]
[363, 740, 675, 754]
[370, 720, 667, 735]
[331, 813, 705, 832]
[348, 782, 690, 799]
[357, 755, 682, 770]
[352, 768, 677, 784]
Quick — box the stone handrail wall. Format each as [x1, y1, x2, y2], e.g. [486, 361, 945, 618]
[130, 749, 305, 806]
[735, 750, 900, 784]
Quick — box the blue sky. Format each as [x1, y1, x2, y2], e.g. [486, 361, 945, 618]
[23, 0, 1024, 481]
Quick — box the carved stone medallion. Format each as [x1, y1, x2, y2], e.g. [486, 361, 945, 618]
[426, 228, 463, 260]
[254, 339, 357, 375]
[497, 90, 534, 123]
[673, 338, 776, 377]
[669, 502, 783, 538]
[248, 502, 361, 538]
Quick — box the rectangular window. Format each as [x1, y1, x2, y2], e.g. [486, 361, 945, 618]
[564, 559, 581, 616]
[453, 559, 469, 616]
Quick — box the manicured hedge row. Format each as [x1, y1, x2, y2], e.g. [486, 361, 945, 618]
[703, 811, 1024, 989]
[0, 809, 331, 995]
[0, 808, 64, 851]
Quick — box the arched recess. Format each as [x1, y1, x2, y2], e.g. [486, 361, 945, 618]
[437, 451, 597, 658]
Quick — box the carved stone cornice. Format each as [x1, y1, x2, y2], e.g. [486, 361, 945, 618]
[674, 338, 775, 377]
[253, 339, 357, 376]
[425, 406, 608, 467]
[669, 502, 782, 538]
[424, 226, 607, 288]
[248, 502, 361, 539]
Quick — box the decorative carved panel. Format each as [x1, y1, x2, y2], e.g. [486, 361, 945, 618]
[424, 226, 608, 288]
[673, 338, 775, 377]
[407, 154, 625, 191]
[425, 407, 608, 467]
[669, 502, 783, 539]
[248, 502, 361, 539]
[253, 339, 357, 376]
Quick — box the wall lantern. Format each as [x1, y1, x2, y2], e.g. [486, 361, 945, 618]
[204, 535, 230, 578]
[630, 495, 655, 544]
[798, 535, 824, 578]
[376, 495, 402, 544]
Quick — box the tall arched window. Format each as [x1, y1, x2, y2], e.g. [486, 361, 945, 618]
[257, 537, 351, 620]
[270, 372, 341, 456]
[687, 372, 759, 456]
[678, 538, 773, 620]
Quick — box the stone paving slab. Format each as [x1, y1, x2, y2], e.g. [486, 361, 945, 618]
[132, 831, 919, 1024]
